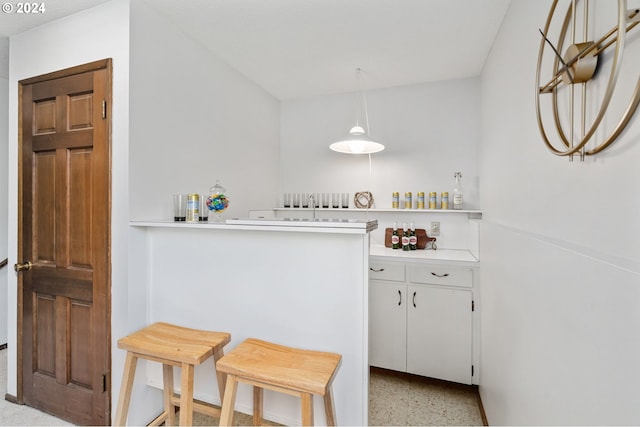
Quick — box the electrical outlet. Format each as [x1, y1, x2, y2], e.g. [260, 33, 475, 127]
[430, 221, 440, 236]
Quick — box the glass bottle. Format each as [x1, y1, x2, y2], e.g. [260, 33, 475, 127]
[409, 222, 417, 250]
[402, 223, 410, 251]
[453, 172, 463, 210]
[391, 222, 400, 249]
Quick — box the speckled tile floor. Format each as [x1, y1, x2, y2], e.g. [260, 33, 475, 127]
[369, 367, 485, 426]
[0, 349, 485, 426]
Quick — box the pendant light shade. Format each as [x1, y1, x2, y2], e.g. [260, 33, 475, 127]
[329, 126, 385, 154]
[330, 68, 385, 154]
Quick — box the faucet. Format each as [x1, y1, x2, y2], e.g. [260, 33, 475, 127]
[309, 194, 316, 220]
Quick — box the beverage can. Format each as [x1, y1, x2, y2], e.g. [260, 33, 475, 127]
[429, 192, 437, 209]
[186, 193, 200, 223]
[392, 192, 399, 208]
[441, 192, 449, 209]
[405, 192, 412, 209]
[417, 192, 425, 209]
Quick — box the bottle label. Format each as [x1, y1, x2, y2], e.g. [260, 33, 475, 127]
[409, 236, 417, 245]
[391, 235, 400, 245]
[402, 236, 410, 245]
[453, 194, 463, 206]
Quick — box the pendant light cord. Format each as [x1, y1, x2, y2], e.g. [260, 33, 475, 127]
[356, 68, 372, 136]
[367, 152, 372, 220]
[362, 75, 371, 136]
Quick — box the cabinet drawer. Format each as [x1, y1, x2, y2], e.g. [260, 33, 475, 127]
[369, 261, 405, 282]
[408, 265, 472, 288]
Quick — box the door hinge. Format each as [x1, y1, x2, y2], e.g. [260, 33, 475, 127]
[101, 373, 107, 392]
[472, 300, 475, 311]
[101, 99, 107, 119]
[472, 365, 475, 376]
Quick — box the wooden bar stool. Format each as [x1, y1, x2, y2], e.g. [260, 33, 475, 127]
[114, 322, 231, 426]
[216, 338, 342, 426]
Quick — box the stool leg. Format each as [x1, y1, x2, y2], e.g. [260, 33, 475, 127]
[323, 388, 337, 426]
[114, 352, 138, 426]
[253, 386, 263, 426]
[219, 375, 238, 426]
[162, 364, 177, 426]
[179, 363, 194, 427]
[301, 392, 314, 426]
[212, 345, 227, 404]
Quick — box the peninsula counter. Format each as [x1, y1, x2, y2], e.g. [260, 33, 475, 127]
[127, 219, 377, 426]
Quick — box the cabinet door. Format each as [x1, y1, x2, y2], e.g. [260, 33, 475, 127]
[369, 281, 407, 372]
[407, 285, 472, 384]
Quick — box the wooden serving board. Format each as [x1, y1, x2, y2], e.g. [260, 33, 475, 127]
[384, 228, 436, 249]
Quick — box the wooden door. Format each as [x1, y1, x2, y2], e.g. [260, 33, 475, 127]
[18, 60, 111, 425]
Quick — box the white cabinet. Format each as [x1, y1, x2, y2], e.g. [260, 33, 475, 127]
[406, 284, 472, 384]
[369, 281, 407, 372]
[369, 258, 476, 384]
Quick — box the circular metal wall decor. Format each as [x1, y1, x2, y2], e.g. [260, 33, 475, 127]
[535, 0, 640, 160]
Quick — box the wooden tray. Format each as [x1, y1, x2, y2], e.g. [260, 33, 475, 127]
[384, 228, 436, 249]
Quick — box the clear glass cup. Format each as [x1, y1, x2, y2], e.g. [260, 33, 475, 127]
[321, 193, 330, 208]
[199, 194, 209, 221]
[293, 193, 300, 208]
[332, 193, 340, 208]
[283, 193, 291, 208]
[342, 193, 349, 208]
[173, 194, 186, 222]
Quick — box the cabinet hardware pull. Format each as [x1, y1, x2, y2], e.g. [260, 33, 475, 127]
[370, 267, 385, 272]
[412, 291, 417, 308]
[398, 290, 402, 306]
[431, 272, 449, 278]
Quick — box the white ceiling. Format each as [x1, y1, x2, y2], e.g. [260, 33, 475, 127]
[0, 0, 511, 100]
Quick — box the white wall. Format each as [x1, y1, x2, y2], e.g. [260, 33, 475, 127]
[6, 1, 132, 421]
[6, 0, 280, 423]
[279, 77, 481, 249]
[130, 1, 280, 221]
[126, 4, 281, 421]
[280, 78, 480, 210]
[0, 76, 7, 346]
[479, 1, 640, 424]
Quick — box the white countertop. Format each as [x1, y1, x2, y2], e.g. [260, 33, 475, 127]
[129, 218, 377, 234]
[369, 244, 479, 266]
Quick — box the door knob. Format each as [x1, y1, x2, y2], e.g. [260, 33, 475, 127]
[14, 261, 32, 272]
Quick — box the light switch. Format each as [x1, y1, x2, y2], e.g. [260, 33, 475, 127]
[430, 221, 440, 236]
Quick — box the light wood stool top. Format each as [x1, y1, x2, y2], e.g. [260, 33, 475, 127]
[117, 322, 230, 365]
[114, 322, 231, 426]
[216, 338, 342, 426]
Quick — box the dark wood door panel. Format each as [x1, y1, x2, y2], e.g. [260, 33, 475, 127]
[30, 268, 93, 301]
[32, 132, 94, 151]
[31, 72, 93, 100]
[19, 59, 111, 425]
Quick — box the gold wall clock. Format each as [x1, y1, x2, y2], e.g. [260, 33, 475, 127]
[535, 0, 640, 160]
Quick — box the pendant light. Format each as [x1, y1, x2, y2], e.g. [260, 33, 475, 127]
[330, 68, 385, 154]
